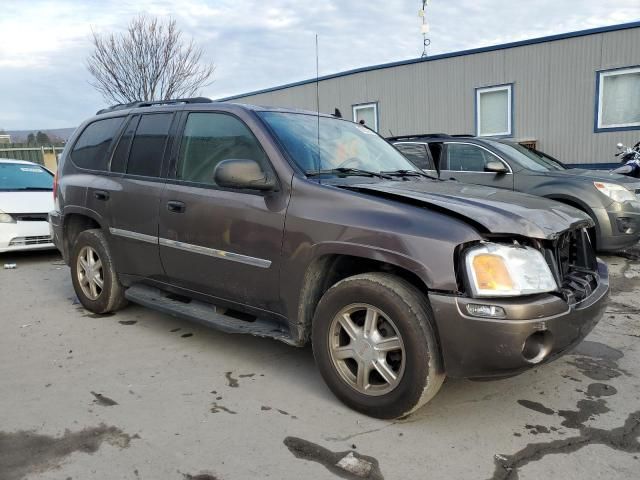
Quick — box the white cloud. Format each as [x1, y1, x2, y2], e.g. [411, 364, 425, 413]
[0, 0, 638, 129]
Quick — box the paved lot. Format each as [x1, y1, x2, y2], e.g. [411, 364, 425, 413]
[1, 248, 639, 480]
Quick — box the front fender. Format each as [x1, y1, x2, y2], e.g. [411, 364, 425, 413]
[309, 241, 434, 289]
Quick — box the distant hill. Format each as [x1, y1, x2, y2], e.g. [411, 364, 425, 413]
[4, 127, 77, 144]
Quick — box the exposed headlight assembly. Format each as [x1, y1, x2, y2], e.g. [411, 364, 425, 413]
[465, 243, 557, 297]
[0, 209, 15, 223]
[593, 182, 635, 203]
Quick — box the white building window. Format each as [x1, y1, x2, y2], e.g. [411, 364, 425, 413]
[352, 103, 378, 131]
[476, 85, 512, 137]
[596, 67, 640, 131]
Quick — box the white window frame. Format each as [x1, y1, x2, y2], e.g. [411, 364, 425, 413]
[596, 66, 640, 131]
[352, 103, 378, 132]
[476, 84, 513, 137]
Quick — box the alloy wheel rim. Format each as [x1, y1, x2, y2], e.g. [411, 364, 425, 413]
[328, 303, 405, 396]
[77, 246, 104, 300]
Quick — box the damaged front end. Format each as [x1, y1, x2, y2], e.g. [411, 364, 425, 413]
[431, 226, 609, 379]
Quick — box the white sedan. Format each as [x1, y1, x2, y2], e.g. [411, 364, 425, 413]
[0, 159, 56, 253]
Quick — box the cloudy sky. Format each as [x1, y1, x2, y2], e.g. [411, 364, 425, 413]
[1, 0, 639, 130]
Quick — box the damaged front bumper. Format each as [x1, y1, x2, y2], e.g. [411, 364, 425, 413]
[429, 260, 609, 378]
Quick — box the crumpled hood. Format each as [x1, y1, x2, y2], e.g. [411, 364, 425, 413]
[0, 191, 54, 214]
[347, 180, 593, 240]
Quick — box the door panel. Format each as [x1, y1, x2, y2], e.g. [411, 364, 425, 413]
[159, 185, 285, 310]
[158, 111, 287, 312]
[442, 142, 514, 190]
[106, 113, 174, 279]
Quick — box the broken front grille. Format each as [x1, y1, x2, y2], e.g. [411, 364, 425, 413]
[544, 228, 598, 305]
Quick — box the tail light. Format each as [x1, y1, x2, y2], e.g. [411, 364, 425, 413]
[53, 170, 58, 200]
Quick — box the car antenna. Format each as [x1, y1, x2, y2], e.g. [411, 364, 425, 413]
[315, 34, 321, 184]
[388, 129, 394, 137]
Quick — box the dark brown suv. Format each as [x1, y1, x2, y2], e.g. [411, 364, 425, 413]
[49, 98, 609, 419]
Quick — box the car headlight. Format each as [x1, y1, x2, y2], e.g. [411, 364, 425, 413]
[0, 210, 16, 223]
[594, 182, 635, 202]
[465, 243, 557, 297]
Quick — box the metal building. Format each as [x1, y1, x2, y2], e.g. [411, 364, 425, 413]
[219, 22, 640, 167]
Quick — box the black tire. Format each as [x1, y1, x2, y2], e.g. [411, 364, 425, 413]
[312, 272, 445, 419]
[70, 229, 127, 314]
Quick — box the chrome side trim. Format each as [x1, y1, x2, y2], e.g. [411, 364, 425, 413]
[158, 237, 272, 269]
[109, 227, 158, 245]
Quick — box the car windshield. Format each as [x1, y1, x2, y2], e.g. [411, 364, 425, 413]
[486, 140, 566, 172]
[258, 111, 420, 175]
[0, 162, 54, 190]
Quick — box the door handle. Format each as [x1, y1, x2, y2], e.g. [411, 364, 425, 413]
[94, 190, 109, 201]
[167, 200, 186, 213]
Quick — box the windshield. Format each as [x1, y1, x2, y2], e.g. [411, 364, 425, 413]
[486, 141, 566, 172]
[258, 112, 420, 175]
[0, 162, 54, 191]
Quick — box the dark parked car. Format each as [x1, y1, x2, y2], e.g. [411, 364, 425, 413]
[390, 135, 640, 252]
[50, 99, 608, 418]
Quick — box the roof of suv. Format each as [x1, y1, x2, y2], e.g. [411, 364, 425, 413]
[388, 134, 501, 143]
[94, 97, 336, 120]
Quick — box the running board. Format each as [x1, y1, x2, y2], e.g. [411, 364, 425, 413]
[124, 284, 296, 345]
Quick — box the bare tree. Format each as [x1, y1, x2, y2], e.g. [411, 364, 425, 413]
[87, 15, 215, 104]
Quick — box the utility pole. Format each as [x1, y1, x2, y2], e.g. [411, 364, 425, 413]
[419, 1, 431, 57]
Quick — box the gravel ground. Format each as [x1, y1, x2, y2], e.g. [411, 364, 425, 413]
[0, 247, 639, 480]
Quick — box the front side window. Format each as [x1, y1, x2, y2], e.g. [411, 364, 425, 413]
[596, 67, 640, 131]
[71, 117, 125, 170]
[0, 162, 53, 191]
[176, 112, 269, 186]
[445, 143, 503, 172]
[476, 85, 512, 137]
[126, 113, 173, 177]
[259, 112, 419, 175]
[352, 103, 378, 132]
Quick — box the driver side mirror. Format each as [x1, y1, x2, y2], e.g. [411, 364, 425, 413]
[214, 159, 276, 191]
[485, 160, 508, 174]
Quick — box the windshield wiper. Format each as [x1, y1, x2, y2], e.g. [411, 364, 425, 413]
[381, 169, 439, 180]
[307, 168, 393, 179]
[16, 187, 53, 191]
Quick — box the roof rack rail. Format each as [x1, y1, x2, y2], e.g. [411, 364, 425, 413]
[96, 97, 213, 115]
[386, 133, 450, 141]
[450, 134, 476, 137]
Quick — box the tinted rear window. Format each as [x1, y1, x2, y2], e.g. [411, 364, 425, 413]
[394, 143, 433, 169]
[0, 163, 53, 190]
[110, 116, 138, 173]
[71, 117, 125, 170]
[126, 114, 173, 177]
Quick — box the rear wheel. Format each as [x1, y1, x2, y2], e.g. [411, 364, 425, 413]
[312, 273, 445, 419]
[70, 229, 127, 314]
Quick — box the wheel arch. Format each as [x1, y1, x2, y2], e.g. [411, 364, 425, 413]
[62, 210, 104, 262]
[293, 249, 433, 345]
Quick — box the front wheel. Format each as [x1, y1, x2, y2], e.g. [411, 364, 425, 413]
[70, 229, 127, 314]
[312, 273, 445, 419]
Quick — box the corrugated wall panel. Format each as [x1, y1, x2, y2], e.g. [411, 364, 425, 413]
[227, 28, 640, 165]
